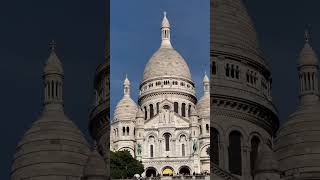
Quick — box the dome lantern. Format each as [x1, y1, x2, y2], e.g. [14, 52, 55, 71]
[298, 30, 319, 105]
[160, 11, 172, 49]
[43, 40, 64, 111]
[203, 72, 209, 94]
[124, 74, 130, 97]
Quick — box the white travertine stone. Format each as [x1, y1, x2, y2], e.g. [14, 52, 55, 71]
[110, 12, 210, 177]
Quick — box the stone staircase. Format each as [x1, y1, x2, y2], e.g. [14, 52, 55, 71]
[212, 163, 240, 180]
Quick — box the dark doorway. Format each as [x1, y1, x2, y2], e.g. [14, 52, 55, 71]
[179, 166, 190, 175]
[146, 167, 157, 177]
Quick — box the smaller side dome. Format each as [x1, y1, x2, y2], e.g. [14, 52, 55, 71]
[84, 147, 108, 178]
[298, 30, 319, 66]
[113, 96, 138, 121]
[44, 41, 64, 75]
[113, 75, 138, 121]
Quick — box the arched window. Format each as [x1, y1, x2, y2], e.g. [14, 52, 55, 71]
[211, 128, 220, 165]
[199, 125, 202, 135]
[144, 106, 147, 120]
[188, 105, 191, 117]
[182, 144, 185, 157]
[126, 127, 129, 136]
[250, 136, 260, 175]
[174, 102, 178, 113]
[229, 131, 242, 175]
[150, 104, 154, 118]
[206, 124, 209, 133]
[150, 145, 154, 158]
[212, 61, 217, 75]
[181, 103, 186, 117]
[164, 133, 170, 151]
[122, 127, 125, 136]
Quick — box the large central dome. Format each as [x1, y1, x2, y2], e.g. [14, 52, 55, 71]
[143, 48, 191, 81]
[212, 0, 266, 66]
[142, 12, 192, 82]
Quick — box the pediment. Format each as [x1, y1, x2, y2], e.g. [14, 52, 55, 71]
[144, 109, 190, 129]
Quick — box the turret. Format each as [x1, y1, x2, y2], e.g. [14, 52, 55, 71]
[298, 30, 319, 105]
[160, 12, 172, 49]
[43, 40, 64, 111]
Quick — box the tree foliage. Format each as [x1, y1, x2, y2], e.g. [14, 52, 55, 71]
[110, 150, 144, 179]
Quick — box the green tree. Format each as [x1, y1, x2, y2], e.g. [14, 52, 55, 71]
[110, 150, 144, 179]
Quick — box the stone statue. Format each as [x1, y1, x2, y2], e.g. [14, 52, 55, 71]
[193, 140, 198, 153]
[137, 144, 142, 155]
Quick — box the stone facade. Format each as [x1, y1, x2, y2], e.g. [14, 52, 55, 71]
[211, 0, 320, 180]
[110, 13, 210, 177]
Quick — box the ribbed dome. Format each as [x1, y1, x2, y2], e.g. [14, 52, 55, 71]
[44, 51, 64, 75]
[11, 109, 90, 180]
[299, 42, 318, 66]
[275, 102, 320, 177]
[84, 149, 107, 178]
[113, 96, 138, 121]
[211, 0, 266, 65]
[143, 48, 192, 81]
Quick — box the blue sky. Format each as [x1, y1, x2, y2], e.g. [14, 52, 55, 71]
[110, 0, 210, 117]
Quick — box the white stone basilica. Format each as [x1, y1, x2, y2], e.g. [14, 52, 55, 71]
[110, 13, 210, 177]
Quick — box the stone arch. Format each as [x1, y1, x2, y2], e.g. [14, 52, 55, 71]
[179, 166, 191, 175]
[145, 132, 158, 140]
[228, 130, 243, 176]
[163, 132, 172, 151]
[247, 131, 263, 147]
[162, 166, 174, 176]
[118, 146, 135, 157]
[210, 122, 225, 139]
[160, 131, 173, 138]
[225, 125, 248, 146]
[176, 131, 189, 141]
[249, 134, 261, 176]
[145, 167, 158, 177]
[200, 143, 210, 157]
